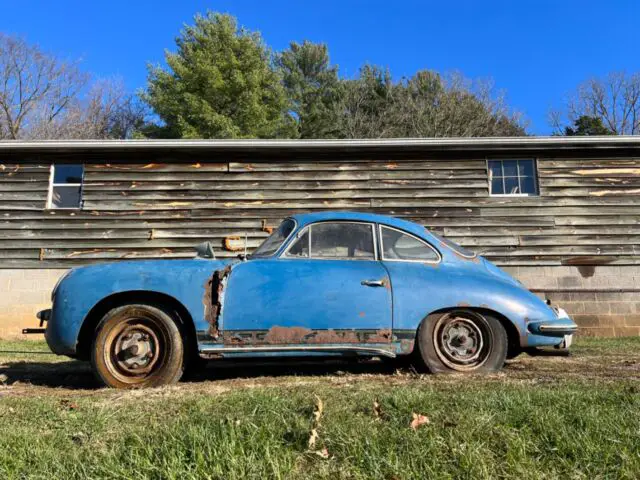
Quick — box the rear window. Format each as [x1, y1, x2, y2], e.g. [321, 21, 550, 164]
[430, 231, 476, 259]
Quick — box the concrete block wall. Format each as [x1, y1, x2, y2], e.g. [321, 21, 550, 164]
[0, 266, 638, 339]
[0, 269, 67, 339]
[502, 266, 640, 337]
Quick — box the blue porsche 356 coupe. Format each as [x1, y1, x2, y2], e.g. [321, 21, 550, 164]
[34, 211, 577, 388]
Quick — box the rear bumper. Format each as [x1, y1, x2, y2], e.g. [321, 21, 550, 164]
[525, 307, 578, 349]
[529, 322, 578, 337]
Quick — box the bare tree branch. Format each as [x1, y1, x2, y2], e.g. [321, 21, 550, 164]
[555, 72, 640, 135]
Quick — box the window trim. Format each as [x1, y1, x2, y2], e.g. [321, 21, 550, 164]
[46, 164, 84, 210]
[378, 225, 442, 265]
[281, 221, 378, 261]
[486, 158, 539, 197]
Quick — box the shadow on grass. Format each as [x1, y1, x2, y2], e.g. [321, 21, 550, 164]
[0, 356, 403, 390]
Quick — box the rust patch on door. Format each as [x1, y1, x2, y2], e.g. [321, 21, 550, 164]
[225, 327, 393, 346]
[203, 265, 233, 339]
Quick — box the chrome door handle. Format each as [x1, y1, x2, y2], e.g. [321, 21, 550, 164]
[361, 279, 386, 287]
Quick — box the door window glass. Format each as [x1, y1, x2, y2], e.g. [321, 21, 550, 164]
[294, 222, 375, 259]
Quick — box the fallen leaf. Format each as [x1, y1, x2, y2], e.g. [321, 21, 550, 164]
[373, 398, 383, 420]
[410, 413, 430, 430]
[308, 428, 319, 449]
[313, 395, 324, 424]
[60, 399, 78, 411]
[313, 447, 330, 459]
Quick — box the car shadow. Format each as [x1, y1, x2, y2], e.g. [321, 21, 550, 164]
[0, 356, 403, 390]
[0, 359, 100, 390]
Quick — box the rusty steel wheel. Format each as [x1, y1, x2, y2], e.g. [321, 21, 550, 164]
[415, 310, 508, 374]
[91, 304, 184, 388]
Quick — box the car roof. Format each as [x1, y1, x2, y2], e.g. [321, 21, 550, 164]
[289, 211, 429, 238]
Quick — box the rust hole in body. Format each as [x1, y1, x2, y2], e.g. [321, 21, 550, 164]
[203, 265, 233, 339]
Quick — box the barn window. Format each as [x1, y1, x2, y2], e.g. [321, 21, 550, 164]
[487, 159, 538, 196]
[47, 165, 84, 209]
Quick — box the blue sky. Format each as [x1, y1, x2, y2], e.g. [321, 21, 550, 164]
[3, 0, 639, 134]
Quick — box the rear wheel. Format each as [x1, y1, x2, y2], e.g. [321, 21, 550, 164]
[415, 310, 507, 373]
[91, 304, 185, 388]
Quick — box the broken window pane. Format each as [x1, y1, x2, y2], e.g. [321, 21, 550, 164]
[310, 223, 374, 259]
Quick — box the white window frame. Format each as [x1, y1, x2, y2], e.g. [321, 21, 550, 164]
[487, 158, 539, 197]
[46, 164, 84, 210]
[282, 221, 378, 261]
[378, 225, 442, 264]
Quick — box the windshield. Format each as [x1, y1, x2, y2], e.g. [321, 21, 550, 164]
[252, 219, 296, 257]
[430, 231, 477, 258]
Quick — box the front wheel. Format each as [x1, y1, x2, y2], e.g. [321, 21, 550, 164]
[91, 304, 185, 388]
[415, 310, 508, 373]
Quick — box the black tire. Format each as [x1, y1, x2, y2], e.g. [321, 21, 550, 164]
[91, 303, 185, 388]
[415, 310, 508, 373]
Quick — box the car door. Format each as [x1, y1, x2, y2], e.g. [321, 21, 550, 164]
[220, 221, 393, 346]
[378, 225, 443, 333]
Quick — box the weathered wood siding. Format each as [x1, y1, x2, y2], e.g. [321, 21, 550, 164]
[0, 156, 639, 268]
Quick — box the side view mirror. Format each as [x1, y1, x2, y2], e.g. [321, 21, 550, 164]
[195, 241, 215, 259]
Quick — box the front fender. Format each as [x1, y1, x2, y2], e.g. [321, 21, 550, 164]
[45, 259, 232, 355]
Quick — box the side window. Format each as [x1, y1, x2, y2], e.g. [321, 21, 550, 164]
[311, 223, 375, 259]
[48, 164, 84, 209]
[286, 222, 375, 260]
[380, 226, 439, 262]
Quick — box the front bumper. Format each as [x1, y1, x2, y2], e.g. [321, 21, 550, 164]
[22, 308, 51, 335]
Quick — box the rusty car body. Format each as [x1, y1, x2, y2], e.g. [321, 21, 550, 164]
[34, 211, 577, 388]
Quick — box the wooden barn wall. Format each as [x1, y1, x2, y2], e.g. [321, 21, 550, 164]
[0, 156, 639, 268]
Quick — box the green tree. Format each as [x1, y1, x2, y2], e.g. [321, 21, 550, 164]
[335, 67, 525, 138]
[336, 65, 398, 138]
[276, 41, 341, 138]
[564, 115, 614, 136]
[142, 12, 293, 138]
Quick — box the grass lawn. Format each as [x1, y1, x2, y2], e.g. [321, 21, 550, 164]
[0, 338, 639, 479]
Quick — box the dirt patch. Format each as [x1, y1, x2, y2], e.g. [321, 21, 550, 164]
[0, 340, 638, 399]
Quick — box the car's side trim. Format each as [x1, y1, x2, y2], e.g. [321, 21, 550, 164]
[199, 344, 397, 357]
